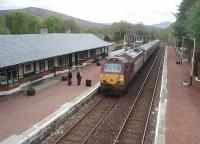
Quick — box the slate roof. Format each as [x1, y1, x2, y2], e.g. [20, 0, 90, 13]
[0, 33, 111, 68]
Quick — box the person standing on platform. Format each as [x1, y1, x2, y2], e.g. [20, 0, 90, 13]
[76, 69, 82, 86]
[67, 70, 72, 85]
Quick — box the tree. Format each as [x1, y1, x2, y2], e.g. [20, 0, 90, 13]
[43, 15, 62, 33]
[187, 1, 200, 44]
[61, 19, 81, 33]
[0, 16, 9, 34]
[6, 12, 28, 34]
[110, 21, 133, 42]
[173, 0, 198, 39]
[27, 14, 40, 33]
[6, 11, 39, 34]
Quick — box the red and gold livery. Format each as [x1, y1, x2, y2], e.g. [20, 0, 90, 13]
[100, 40, 160, 95]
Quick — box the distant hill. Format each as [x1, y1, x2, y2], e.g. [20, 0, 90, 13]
[151, 21, 172, 29]
[0, 7, 108, 28]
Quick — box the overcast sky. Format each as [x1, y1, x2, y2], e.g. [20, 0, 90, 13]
[0, 0, 182, 25]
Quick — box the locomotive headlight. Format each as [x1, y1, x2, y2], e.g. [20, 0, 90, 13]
[119, 75, 124, 83]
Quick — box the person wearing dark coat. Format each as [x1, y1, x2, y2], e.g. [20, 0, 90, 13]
[76, 69, 82, 86]
[67, 70, 72, 85]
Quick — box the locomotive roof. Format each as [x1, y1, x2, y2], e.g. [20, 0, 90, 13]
[108, 48, 143, 63]
[108, 57, 129, 63]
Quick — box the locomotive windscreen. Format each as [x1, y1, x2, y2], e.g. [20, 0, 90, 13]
[104, 63, 121, 73]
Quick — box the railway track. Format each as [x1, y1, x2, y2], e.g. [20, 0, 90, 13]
[43, 45, 165, 144]
[53, 95, 121, 144]
[113, 46, 165, 144]
[82, 46, 165, 144]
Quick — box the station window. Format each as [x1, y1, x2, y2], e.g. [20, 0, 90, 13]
[65, 55, 69, 65]
[84, 51, 88, 59]
[12, 66, 18, 82]
[39, 61, 45, 72]
[79, 52, 83, 60]
[57, 56, 65, 66]
[24, 64, 32, 72]
[0, 68, 6, 85]
[90, 49, 96, 57]
[7, 68, 12, 83]
[48, 58, 54, 69]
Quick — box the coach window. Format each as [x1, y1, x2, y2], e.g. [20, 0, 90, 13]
[57, 56, 65, 67]
[48, 58, 54, 69]
[0, 68, 7, 85]
[39, 61, 45, 72]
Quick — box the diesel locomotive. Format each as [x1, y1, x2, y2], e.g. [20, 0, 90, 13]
[99, 40, 160, 94]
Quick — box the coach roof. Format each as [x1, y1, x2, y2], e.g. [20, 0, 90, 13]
[0, 33, 111, 68]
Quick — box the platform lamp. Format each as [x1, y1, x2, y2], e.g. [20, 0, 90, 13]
[181, 36, 186, 64]
[189, 38, 196, 86]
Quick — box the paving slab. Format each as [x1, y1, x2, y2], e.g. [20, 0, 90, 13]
[0, 62, 102, 142]
[166, 46, 200, 144]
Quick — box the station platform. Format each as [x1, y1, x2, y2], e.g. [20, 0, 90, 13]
[156, 45, 200, 144]
[166, 46, 200, 143]
[2, 46, 200, 144]
[0, 62, 102, 142]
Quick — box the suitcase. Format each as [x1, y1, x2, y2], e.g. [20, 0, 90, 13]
[86, 79, 91, 87]
[68, 80, 72, 85]
[96, 63, 101, 66]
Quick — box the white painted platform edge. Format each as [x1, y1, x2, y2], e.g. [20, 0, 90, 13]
[1, 82, 100, 144]
[154, 46, 168, 144]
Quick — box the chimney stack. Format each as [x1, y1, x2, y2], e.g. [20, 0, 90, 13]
[65, 29, 71, 33]
[40, 22, 48, 34]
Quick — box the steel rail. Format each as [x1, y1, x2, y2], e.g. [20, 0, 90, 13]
[113, 47, 163, 144]
[53, 95, 104, 144]
[81, 97, 120, 144]
[141, 48, 165, 144]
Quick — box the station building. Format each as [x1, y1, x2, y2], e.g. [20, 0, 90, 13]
[0, 33, 111, 95]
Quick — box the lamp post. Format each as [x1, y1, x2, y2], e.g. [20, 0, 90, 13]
[189, 38, 196, 86]
[181, 36, 186, 64]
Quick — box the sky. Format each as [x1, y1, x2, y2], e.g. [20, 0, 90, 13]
[0, 0, 182, 25]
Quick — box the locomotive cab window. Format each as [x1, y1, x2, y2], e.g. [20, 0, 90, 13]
[104, 63, 121, 73]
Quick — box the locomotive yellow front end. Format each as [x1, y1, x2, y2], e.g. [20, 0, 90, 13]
[100, 58, 126, 94]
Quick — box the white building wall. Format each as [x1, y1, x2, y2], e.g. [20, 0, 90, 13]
[54, 57, 58, 67]
[36, 62, 39, 73]
[72, 53, 75, 62]
[88, 50, 90, 57]
[18, 65, 23, 78]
